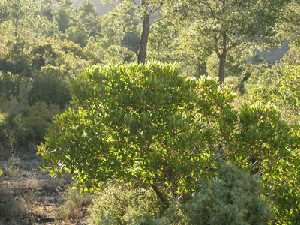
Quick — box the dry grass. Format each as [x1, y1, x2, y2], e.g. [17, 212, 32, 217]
[3, 156, 21, 177]
[0, 188, 26, 219]
[56, 186, 92, 224]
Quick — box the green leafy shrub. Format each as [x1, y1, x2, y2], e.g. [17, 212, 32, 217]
[29, 72, 71, 109]
[231, 103, 300, 225]
[39, 63, 299, 224]
[103, 165, 271, 225]
[183, 164, 271, 225]
[0, 69, 68, 157]
[39, 63, 236, 202]
[148, 164, 271, 225]
[5, 102, 60, 154]
[240, 65, 300, 224]
[87, 182, 160, 225]
[233, 103, 295, 171]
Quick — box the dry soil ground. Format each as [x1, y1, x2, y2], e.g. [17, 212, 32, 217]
[0, 157, 78, 225]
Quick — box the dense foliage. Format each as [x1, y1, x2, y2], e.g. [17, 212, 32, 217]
[39, 63, 300, 224]
[87, 182, 160, 225]
[86, 164, 272, 225]
[39, 64, 236, 200]
[183, 164, 271, 225]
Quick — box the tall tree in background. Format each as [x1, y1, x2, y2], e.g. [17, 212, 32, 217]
[10, 0, 23, 41]
[55, 0, 74, 33]
[9, 0, 36, 40]
[79, 1, 101, 37]
[174, 0, 289, 84]
[137, 0, 150, 64]
[101, 0, 163, 64]
[136, 0, 163, 64]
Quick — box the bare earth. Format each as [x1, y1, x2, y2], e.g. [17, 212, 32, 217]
[0, 158, 74, 225]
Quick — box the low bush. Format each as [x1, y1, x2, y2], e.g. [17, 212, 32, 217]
[86, 165, 271, 225]
[232, 104, 300, 224]
[40, 63, 299, 224]
[40, 63, 236, 201]
[57, 186, 92, 223]
[87, 182, 161, 225]
[151, 164, 271, 225]
[7, 102, 60, 152]
[0, 71, 68, 158]
[183, 164, 271, 225]
[29, 72, 71, 109]
[0, 101, 60, 158]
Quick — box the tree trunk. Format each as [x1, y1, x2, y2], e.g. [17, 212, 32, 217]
[137, 12, 150, 64]
[217, 31, 228, 85]
[218, 50, 227, 85]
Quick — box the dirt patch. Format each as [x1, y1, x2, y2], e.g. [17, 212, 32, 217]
[0, 157, 75, 225]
